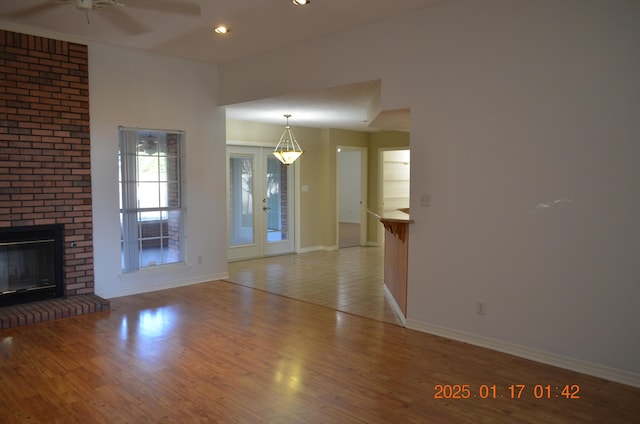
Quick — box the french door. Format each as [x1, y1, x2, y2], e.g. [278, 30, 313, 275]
[227, 146, 295, 261]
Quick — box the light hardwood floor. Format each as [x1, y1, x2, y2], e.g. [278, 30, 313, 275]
[1, 255, 639, 422]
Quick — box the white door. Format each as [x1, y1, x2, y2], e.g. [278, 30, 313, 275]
[227, 146, 295, 261]
[337, 146, 367, 248]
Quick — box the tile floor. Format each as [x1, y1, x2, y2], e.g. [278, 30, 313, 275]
[226, 246, 404, 326]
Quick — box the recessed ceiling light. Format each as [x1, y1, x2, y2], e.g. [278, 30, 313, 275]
[214, 25, 230, 34]
[292, 0, 310, 5]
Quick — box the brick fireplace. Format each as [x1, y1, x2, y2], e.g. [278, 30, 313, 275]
[0, 30, 109, 327]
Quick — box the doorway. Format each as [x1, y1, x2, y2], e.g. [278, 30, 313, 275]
[378, 149, 410, 243]
[227, 146, 295, 261]
[337, 146, 367, 248]
[381, 149, 410, 212]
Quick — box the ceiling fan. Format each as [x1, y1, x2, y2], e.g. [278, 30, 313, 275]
[6, 0, 201, 34]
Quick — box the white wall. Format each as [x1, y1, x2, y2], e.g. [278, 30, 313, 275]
[219, 0, 640, 385]
[89, 43, 228, 298]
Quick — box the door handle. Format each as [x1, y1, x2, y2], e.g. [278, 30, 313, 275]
[263, 206, 271, 211]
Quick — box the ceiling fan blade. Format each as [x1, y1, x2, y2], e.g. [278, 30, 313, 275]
[101, 7, 151, 35]
[123, 0, 201, 16]
[6, 2, 67, 18]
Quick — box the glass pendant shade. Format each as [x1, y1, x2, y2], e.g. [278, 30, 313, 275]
[273, 115, 304, 165]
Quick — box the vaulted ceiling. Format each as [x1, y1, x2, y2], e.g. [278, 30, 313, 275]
[0, 0, 439, 131]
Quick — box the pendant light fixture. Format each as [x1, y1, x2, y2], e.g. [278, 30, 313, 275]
[273, 114, 304, 165]
[137, 133, 158, 155]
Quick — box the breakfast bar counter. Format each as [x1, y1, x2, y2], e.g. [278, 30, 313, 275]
[368, 208, 413, 319]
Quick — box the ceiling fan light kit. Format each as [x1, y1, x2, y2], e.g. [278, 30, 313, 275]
[62, 0, 124, 10]
[75, 0, 96, 10]
[10, 0, 201, 22]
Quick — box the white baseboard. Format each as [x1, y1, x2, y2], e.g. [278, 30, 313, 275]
[99, 272, 229, 299]
[297, 245, 338, 253]
[405, 319, 640, 389]
[298, 243, 380, 252]
[383, 284, 406, 327]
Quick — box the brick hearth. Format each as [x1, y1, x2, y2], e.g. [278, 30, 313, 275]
[0, 295, 110, 329]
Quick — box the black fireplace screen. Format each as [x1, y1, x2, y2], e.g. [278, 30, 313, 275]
[0, 225, 63, 306]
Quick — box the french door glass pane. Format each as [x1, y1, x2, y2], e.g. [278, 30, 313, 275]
[229, 156, 254, 246]
[266, 156, 289, 242]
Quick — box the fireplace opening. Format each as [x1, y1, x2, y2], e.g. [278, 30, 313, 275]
[0, 225, 64, 307]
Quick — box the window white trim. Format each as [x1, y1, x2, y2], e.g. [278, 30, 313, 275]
[119, 126, 185, 273]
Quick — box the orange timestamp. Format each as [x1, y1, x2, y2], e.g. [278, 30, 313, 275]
[433, 384, 581, 399]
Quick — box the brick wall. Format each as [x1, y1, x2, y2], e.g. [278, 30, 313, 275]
[0, 30, 94, 297]
[166, 133, 181, 262]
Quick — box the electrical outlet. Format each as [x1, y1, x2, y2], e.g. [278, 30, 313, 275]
[477, 301, 486, 315]
[197, 255, 202, 264]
